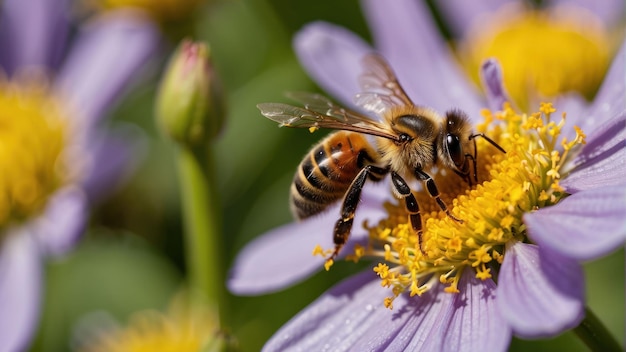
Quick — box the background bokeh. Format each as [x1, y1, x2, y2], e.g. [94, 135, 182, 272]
[28, 1, 623, 351]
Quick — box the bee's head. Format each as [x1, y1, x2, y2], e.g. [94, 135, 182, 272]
[440, 109, 474, 175]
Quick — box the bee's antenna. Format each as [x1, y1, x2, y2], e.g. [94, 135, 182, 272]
[469, 133, 506, 154]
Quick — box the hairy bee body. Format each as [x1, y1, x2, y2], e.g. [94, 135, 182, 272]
[291, 131, 383, 219]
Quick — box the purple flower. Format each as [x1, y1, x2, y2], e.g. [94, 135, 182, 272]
[228, 0, 625, 350]
[0, 0, 159, 350]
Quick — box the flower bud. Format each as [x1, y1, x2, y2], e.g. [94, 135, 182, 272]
[156, 39, 225, 148]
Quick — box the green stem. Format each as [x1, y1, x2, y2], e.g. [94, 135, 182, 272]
[177, 146, 226, 325]
[574, 306, 622, 352]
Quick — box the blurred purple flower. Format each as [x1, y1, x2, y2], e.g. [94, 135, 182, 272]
[0, 0, 159, 350]
[228, 0, 626, 350]
[436, 0, 624, 40]
[435, 0, 624, 107]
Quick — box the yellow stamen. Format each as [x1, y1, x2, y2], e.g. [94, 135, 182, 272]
[324, 259, 334, 271]
[476, 264, 492, 280]
[374, 262, 390, 279]
[312, 244, 326, 257]
[383, 297, 394, 310]
[539, 102, 557, 115]
[345, 243, 365, 263]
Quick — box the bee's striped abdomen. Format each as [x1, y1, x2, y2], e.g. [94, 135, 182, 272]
[290, 131, 380, 219]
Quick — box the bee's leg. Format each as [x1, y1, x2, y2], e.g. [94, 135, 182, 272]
[469, 153, 478, 184]
[470, 136, 478, 184]
[331, 165, 389, 261]
[453, 168, 471, 186]
[453, 153, 476, 186]
[468, 133, 506, 183]
[454, 137, 477, 186]
[415, 168, 463, 223]
[390, 172, 426, 254]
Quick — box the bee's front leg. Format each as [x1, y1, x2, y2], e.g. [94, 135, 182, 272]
[390, 172, 426, 254]
[415, 168, 463, 223]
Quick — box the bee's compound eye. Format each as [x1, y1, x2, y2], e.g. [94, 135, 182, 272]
[446, 133, 464, 167]
[399, 133, 412, 143]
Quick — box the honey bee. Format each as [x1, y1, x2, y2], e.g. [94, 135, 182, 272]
[258, 54, 504, 260]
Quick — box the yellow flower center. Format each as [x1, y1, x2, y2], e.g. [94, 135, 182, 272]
[353, 103, 585, 309]
[82, 297, 224, 352]
[0, 80, 70, 236]
[460, 5, 611, 110]
[95, 0, 203, 23]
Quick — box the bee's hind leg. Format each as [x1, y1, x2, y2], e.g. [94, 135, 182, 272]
[330, 165, 389, 262]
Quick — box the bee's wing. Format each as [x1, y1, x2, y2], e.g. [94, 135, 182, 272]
[257, 94, 398, 140]
[284, 92, 343, 118]
[355, 53, 414, 115]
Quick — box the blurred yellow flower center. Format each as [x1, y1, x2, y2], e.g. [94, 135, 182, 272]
[83, 299, 223, 352]
[353, 103, 585, 309]
[0, 81, 70, 234]
[461, 6, 611, 110]
[96, 0, 202, 23]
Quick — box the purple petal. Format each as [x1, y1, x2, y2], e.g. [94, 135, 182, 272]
[0, 0, 69, 74]
[229, 212, 340, 295]
[524, 186, 626, 261]
[579, 41, 625, 134]
[362, 0, 484, 117]
[262, 271, 386, 351]
[561, 42, 625, 192]
[550, 0, 625, 26]
[498, 242, 584, 338]
[80, 123, 148, 203]
[563, 42, 626, 189]
[32, 186, 88, 257]
[480, 59, 511, 111]
[350, 281, 452, 352]
[263, 271, 450, 352]
[561, 111, 625, 192]
[55, 9, 159, 125]
[228, 181, 390, 295]
[0, 230, 42, 352]
[293, 21, 373, 108]
[435, 0, 517, 38]
[443, 271, 511, 352]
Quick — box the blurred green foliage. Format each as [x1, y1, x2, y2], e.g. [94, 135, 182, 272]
[30, 1, 624, 351]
